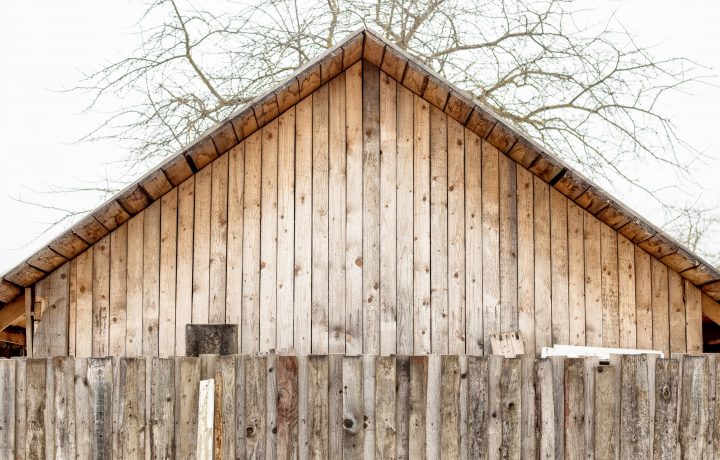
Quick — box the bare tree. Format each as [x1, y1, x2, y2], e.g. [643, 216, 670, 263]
[65, 0, 716, 262]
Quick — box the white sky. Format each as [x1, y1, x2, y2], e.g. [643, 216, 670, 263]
[0, 0, 719, 274]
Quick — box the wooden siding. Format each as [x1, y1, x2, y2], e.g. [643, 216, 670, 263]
[30, 62, 703, 357]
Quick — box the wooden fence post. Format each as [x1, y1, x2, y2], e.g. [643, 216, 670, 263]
[594, 364, 617, 460]
[620, 354, 650, 458]
[679, 355, 709, 458]
[197, 378, 215, 460]
[653, 359, 680, 460]
[0, 359, 16, 458]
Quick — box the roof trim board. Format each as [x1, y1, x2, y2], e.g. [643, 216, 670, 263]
[1, 28, 719, 310]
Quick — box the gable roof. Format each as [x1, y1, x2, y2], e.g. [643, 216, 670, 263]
[2, 28, 720, 309]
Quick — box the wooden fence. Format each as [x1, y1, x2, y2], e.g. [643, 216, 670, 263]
[0, 353, 717, 459]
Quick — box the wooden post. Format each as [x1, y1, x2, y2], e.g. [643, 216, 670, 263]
[24, 287, 33, 357]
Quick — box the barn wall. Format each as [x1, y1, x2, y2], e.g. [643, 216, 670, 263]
[31, 60, 703, 357]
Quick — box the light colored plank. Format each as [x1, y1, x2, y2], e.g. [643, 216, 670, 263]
[653, 359, 679, 459]
[210, 153, 229, 323]
[126, 213, 144, 356]
[159, 189, 177, 358]
[409, 356, 428, 458]
[669, 270, 687, 354]
[235, 356, 247, 458]
[600, 223, 619, 347]
[260, 119, 279, 353]
[343, 356, 364, 458]
[396, 84, 415, 355]
[52, 357, 75, 459]
[245, 356, 267, 459]
[107, 224, 128, 358]
[294, 97, 313, 355]
[520, 354, 537, 459]
[363, 62, 381, 355]
[226, 143, 245, 351]
[635, 248, 653, 350]
[312, 84, 330, 354]
[345, 60, 364, 355]
[567, 201, 586, 346]
[175, 357, 200, 459]
[379, 71, 397, 356]
[441, 355, 462, 459]
[218, 355, 237, 460]
[534, 177, 552, 352]
[277, 109, 296, 353]
[362, 355, 376, 459]
[329, 352, 343, 458]
[651, 258, 670, 356]
[192, 165, 212, 323]
[117, 357, 146, 458]
[550, 188, 569, 345]
[75, 248, 94, 357]
[500, 357, 521, 459]
[467, 356, 489, 458]
[426, 355, 442, 459]
[465, 133, 486, 355]
[68, 259, 76, 355]
[375, 356, 396, 458]
[564, 358, 585, 458]
[447, 118, 466, 354]
[413, 95, 431, 354]
[276, 356, 299, 459]
[487, 355, 503, 458]
[430, 105, 449, 354]
[266, 354, 278, 459]
[14, 358, 27, 460]
[329, 74, 347, 354]
[516, 167, 534, 355]
[92, 238, 110, 357]
[396, 355, 411, 459]
[197, 379, 215, 460]
[482, 141, 500, 354]
[143, 200, 161, 357]
[584, 213, 602, 347]
[242, 131, 262, 353]
[535, 358, 555, 459]
[499, 154, 518, 334]
[175, 177, 194, 356]
[150, 358, 175, 458]
[25, 359, 47, 459]
[618, 235, 636, 349]
[594, 365, 618, 460]
[0, 359, 15, 458]
[679, 355, 709, 458]
[685, 281, 703, 354]
[308, 355, 329, 458]
[619, 354, 651, 458]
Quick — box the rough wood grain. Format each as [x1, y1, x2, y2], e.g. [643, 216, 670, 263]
[619, 354, 650, 459]
[594, 365, 617, 460]
[150, 358, 175, 459]
[653, 359, 679, 460]
[465, 129, 484, 355]
[409, 356, 428, 459]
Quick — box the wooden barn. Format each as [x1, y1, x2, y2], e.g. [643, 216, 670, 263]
[1, 29, 720, 459]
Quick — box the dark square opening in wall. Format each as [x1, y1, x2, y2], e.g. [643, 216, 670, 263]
[185, 324, 238, 356]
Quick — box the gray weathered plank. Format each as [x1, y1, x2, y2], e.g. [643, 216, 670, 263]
[14, 358, 27, 460]
[308, 355, 329, 458]
[343, 355, 364, 458]
[500, 357, 521, 459]
[594, 365, 617, 460]
[117, 357, 146, 458]
[150, 358, 175, 459]
[520, 354, 536, 460]
[467, 355, 489, 459]
[564, 358, 585, 459]
[52, 356, 76, 459]
[87, 358, 113, 460]
[535, 358, 555, 460]
[679, 355, 709, 459]
[409, 356, 428, 458]
[653, 359, 680, 460]
[245, 356, 267, 459]
[175, 356, 200, 459]
[426, 354, 442, 459]
[25, 358, 46, 460]
[396, 355, 411, 460]
[277, 356, 299, 460]
[0, 359, 15, 458]
[376, 356, 396, 459]
[619, 354, 650, 459]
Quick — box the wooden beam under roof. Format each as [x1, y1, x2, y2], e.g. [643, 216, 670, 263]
[0, 295, 24, 331]
[0, 328, 25, 346]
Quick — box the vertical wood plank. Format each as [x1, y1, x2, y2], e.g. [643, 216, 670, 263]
[520, 354, 537, 459]
[312, 84, 330, 355]
[679, 355, 709, 458]
[86, 358, 113, 460]
[619, 354, 650, 458]
[535, 358, 555, 460]
[583, 356, 599, 460]
[175, 177, 195, 356]
[396, 355, 411, 459]
[260, 120, 279, 354]
[210, 153, 229, 324]
[150, 357, 175, 459]
[15, 358, 27, 460]
[52, 357, 75, 459]
[0, 359, 15, 458]
[235, 356, 247, 459]
[308, 355, 329, 458]
[217, 355, 237, 460]
[193, 166, 212, 323]
[551, 356, 565, 460]
[395, 82, 414, 356]
[634, 249, 653, 350]
[108, 223, 128, 358]
[226, 144, 245, 352]
[413, 95, 431, 354]
[500, 357, 521, 459]
[465, 129, 483, 355]
[447, 118, 466, 354]
[550, 188, 569, 345]
[594, 365, 618, 460]
[294, 97, 313, 355]
[329, 354, 343, 459]
[159, 189, 177, 358]
[482, 142, 500, 354]
[564, 358, 585, 459]
[69, 260, 76, 356]
[277, 356, 299, 459]
[685, 282, 702, 354]
[345, 60, 364, 356]
[534, 177, 552, 352]
[25, 359, 46, 460]
[242, 131, 262, 354]
[499, 155, 518, 336]
[567, 202, 585, 346]
[653, 359, 679, 459]
[126, 213, 144, 356]
[117, 357, 146, 458]
[343, 356, 364, 458]
[669, 270, 687, 354]
[266, 354, 278, 459]
[379, 71, 397, 356]
[175, 356, 200, 459]
[617, 235, 636, 349]
[467, 356, 489, 459]
[426, 355, 442, 459]
[76, 248, 94, 358]
[362, 355, 376, 459]
[278, 109, 297, 353]
[363, 61, 381, 355]
[516, 167, 534, 355]
[430, 105, 449, 354]
[651, 259, 670, 357]
[584, 214, 602, 347]
[245, 356, 267, 459]
[601, 223, 619, 348]
[376, 356, 396, 458]
[143, 200, 161, 357]
[91, 237, 110, 357]
[409, 355, 428, 459]
[197, 379, 215, 460]
[487, 355, 503, 459]
[329, 74, 347, 354]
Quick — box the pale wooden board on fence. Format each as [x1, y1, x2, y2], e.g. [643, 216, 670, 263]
[668, 271, 687, 354]
[192, 166, 212, 324]
[500, 357, 521, 459]
[409, 355, 428, 458]
[466, 355, 489, 458]
[363, 62, 381, 355]
[14, 358, 27, 460]
[395, 356, 411, 459]
[117, 357, 146, 458]
[86, 358, 113, 460]
[620, 354, 651, 458]
[143, 200, 161, 356]
[245, 356, 267, 459]
[260, 120, 279, 353]
[704, 354, 716, 459]
[516, 166, 534, 355]
[214, 355, 236, 459]
[426, 355, 442, 459]
[447, 118, 466, 354]
[520, 354, 536, 459]
[126, 213, 144, 356]
[609, 354, 622, 460]
[226, 143, 245, 352]
[375, 356, 396, 458]
[713, 356, 720, 457]
[159, 189, 178, 357]
[235, 356, 247, 458]
[379, 71, 397, 356]
[209, 153, 229, 324]
[329, 354, 343, 458]
[0, 359, 15, 457]
[312, 84, 330, 355]
[92, 236, 111, 357]
[465, 129, 484, 355]
[345, 60, 364, 356]
[76, 247, 94, 357]
[363, 355, 377, 459]
[46, 358, 56, 459]
[52, 357, 76, 458]
[567, 201, 586, 346]
[653, 358, 680, 459]
[242, 132, 262, 354]
[413, 95, 431, 354]
[600, 223, 620, 348]
[487, 355, 503, 459]
[594, 365, 617, 460]
[277, 109, 297, 353]
[294, 98, 313, 355]
[328, 75, 347, 354]
[197, 379, 215, 460]
[175, 357, 200, 458]
[617, 235, 636, 349]
[534, 178, 552, 353]
[458, 355, 468, 460]
[499, 154, 518, 335]
[535, 358, 555, 459]
[550, 188, 569, 345]
[69, 260, 76, 355]
[583, 356, 599, 460]
[564, 358, 585, 459]
[482, 142, 501, 355]
[150, 358, 175, 458]
[175, 178, 195, 356]
[276, 356, 299, 459]
[634, 248, 653, 350]
[680, 355, 709, 458]
[342, 355, 364, 457]
[584, 213, 603, 347]
[645, 353, 658, 457]
[308, 355, 329, 458]
[430, 105, 449, 354]
[266, 354, 278, 459]
[550, 355, 565, 460]
[651, 258, 670, 357]
[25, 359, 47, 459]
[686, 282, 703, 354]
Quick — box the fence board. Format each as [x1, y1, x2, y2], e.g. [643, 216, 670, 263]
[150, 358, 175, 459]
[500, 357, 521, 459]
[653, 359, 679, 460]
[409, 355, 428, 458]
[328, 354, 343, 459]
[426, 354, 442, 459]
[619, 354, 650, 458]
[564, 358, 585, 459]
[342, 355, 363, 458]
[117, 357, 146, 458]
[396, 355, 411, 459]
[52, 356, 75, 459]
[594, 365, 617, 460]
[679, 355, 709, 458]
[536, 358, 555, 460]
[15, 358, 27, 460]
[308, 355, 329, 458]
[467, 355, 489, 458]
[0, 359, 15, 458]
[25, 359, 46, 460]
[175, 357, 200, 459]
[376, 356, 396, 458]
[245, 356, 267, 459]
[87, 358, 113, 460]
[277, 356, 298, 459]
